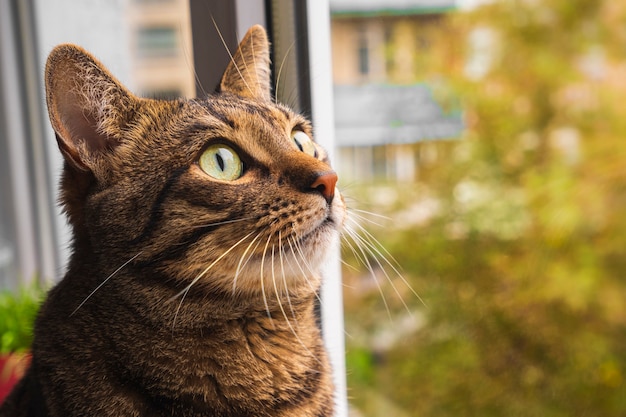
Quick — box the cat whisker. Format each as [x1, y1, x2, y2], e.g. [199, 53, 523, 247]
[70, 251, 143, 317]
[348, 218, 427, 308]
[348, 217, 402, 270]
[273, 45, 304, 110]
[345, 219, 399, 272]
[286, 237, 306, 275]
[340, 258, 359, 272]
[260, 233, 275, 327]
[347, 209, 389, 228]
[277, 231, 297, 320]
[275, 40, 296, 104]
[341, 228, 371, 273]
[346, 224, 413, 316]
[171, 231, 256, 302]
[287, 236, 323, 305]
[232, 232, 264, 295]
[287, 229, 327, 300]
[271, 240, 322, 366]
[169, 231, 255, 329]
[210, 15, 254, 97]
[285, 75, 306, 112]
[349, 208, 393, 222]
[341, 225, 393, 321]
[177, 21, 206, 98]
[344, 218, 428, 312]
[288, 227, 317, 278]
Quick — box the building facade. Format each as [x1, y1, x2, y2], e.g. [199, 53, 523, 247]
[329, 0, 463, 182]
[127, 0, 196, 99]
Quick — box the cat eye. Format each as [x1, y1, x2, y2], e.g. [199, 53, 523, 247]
[291, 131, 318, 158]
[199, 144, 243, 181]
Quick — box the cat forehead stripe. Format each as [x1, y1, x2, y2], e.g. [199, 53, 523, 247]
[192, 103, 237, 130]
[192, 102, 299, 136]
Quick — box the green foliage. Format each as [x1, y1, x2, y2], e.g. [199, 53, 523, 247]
[342, 0, 626, 415]
[0, 283, 44, 353]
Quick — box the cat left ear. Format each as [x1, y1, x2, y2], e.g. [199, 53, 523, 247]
[219, 25, 272, 101]
[45, 44, 138, 172]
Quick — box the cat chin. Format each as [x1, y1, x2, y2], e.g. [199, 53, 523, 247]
[221, 227, 338, 295]
[162, 193, 345, 297]
[222, 260, 323, 296]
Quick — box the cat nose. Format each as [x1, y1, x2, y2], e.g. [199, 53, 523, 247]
[310, 171, 338, 204]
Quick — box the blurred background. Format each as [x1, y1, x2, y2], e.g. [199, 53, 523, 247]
[2, 0, 626, 415]
[336, 0, 626, 416]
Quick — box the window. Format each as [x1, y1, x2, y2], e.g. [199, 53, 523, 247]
[142, 88, 183, 100]
[0, 123, 17, 289]
[357, 26, 370, 76]
[0, 0, 60, 289]
[136, 26, 179, 57]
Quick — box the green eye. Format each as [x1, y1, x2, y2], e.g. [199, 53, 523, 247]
[199, 144, 243, 181]
[291, 131, 318, 158]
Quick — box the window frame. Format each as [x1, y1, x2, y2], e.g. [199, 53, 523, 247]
[0, 0, 60, 289]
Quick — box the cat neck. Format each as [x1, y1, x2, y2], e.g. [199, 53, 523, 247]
[62, 257, 320, 330]
[41, 266, 334, 416]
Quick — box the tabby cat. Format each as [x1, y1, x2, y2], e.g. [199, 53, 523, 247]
[0, 25, 344, 417]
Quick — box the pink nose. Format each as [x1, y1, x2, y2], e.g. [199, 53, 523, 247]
[310, 171, 338, 204]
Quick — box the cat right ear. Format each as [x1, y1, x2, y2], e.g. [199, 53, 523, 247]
[219, 25, 272, 101]
[45, 44, 138, 172]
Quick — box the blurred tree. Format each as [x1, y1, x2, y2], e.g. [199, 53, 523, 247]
[343, 0, 626, 415]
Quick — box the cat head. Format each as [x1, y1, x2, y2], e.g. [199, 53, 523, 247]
[45, 25, 345, 300]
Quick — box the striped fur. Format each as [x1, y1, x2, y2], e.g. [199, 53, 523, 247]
[0, 26, 342, 417]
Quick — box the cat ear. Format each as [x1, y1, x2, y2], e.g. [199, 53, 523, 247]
[45, 44, 138, 172]
[219, 25, 272, 101]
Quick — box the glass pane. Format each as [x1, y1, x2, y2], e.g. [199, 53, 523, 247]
[332, 1, 626, 416]
[329, 1, 463, 416]
[0, 118, 17, 290]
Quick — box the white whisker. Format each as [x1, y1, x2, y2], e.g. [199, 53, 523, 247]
[347, 209, 387, 228]
[260, 233, 275, 326]
[169, 231, 255, 329]
[177, 21, 206, 98]
[271, 241, 322, 366]
[348, 219, 427, 308]
[341, 230, 371, 271]
[210, 15, 254, 96]
[348, 228, 413, 315]
[340, 257, 359, 272]
[275, 41, 296, 104]
[349, 208, 393, 221]
[278, 231, 297, 319]
[287, 236, 323, 304]
[232, 232, 264, 294]
[343, 225, 393, 321]
[71, 252, 143, 317]
[289, 230, 328, 301]
[289, 227, 317, 278]
[343, 214, 428, 313]
[349, 218, 402, 270]
[170, 231, 255, 302]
